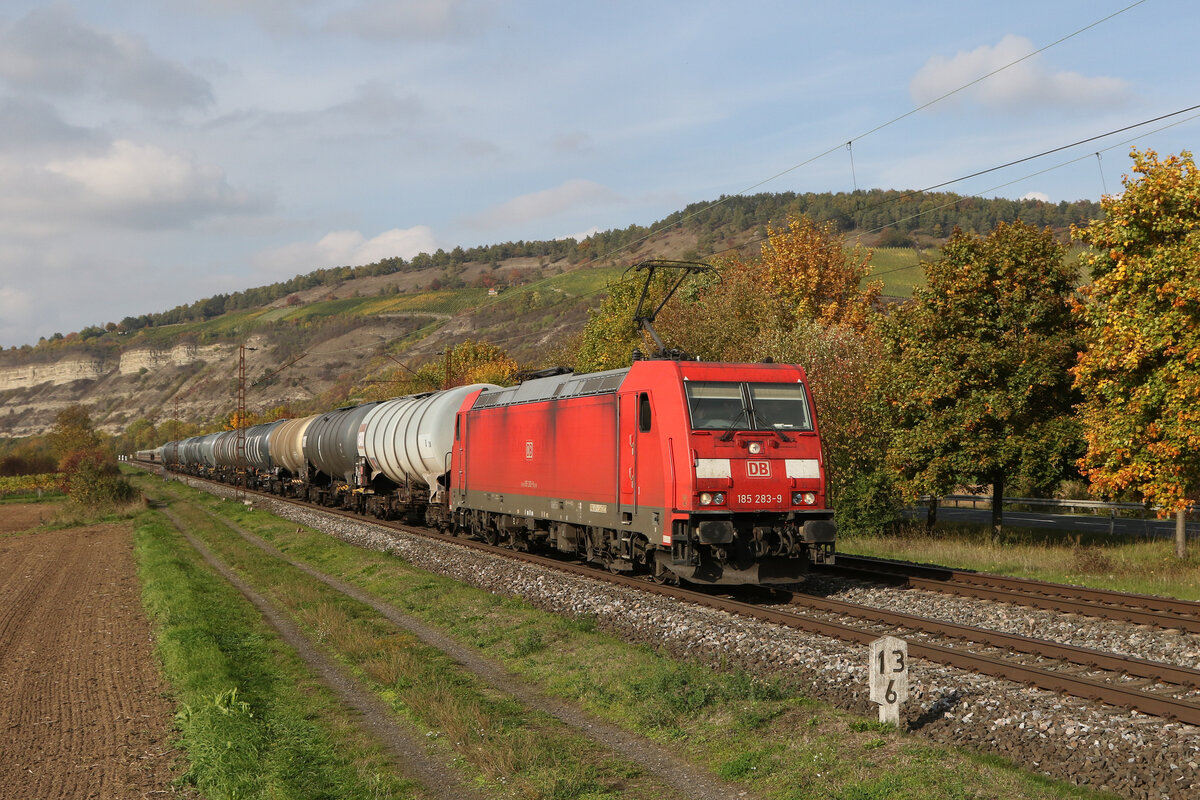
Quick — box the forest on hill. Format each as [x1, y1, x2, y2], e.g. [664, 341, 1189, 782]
[3, 188, 1100, 359]
[0, 184, 1108, 470]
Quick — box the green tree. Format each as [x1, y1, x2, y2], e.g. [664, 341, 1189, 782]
[883, 221, 1082, 537]
[571, 271, 677, 373]
[1072, 149, 1200, 525]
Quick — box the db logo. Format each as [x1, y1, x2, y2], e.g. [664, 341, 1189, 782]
[746, 460, 771, 478]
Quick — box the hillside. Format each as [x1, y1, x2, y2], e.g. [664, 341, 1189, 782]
[0, 190, 1101, 439]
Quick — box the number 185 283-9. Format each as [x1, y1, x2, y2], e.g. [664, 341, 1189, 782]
[736, 493, 783, 505]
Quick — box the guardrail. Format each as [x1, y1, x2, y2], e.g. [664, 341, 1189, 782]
[917, 494, 1197, 537]
[928, 494, 1152, 513]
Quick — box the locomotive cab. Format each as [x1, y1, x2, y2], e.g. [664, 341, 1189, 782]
[669, 367, 834, 583]
[618, 361, 835, 585]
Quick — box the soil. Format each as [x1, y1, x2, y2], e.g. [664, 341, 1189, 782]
[0, 503, 54, 534]
[0, 506, 184, 799]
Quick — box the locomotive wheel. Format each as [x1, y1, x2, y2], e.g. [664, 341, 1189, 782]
[631, 535, 650, 569]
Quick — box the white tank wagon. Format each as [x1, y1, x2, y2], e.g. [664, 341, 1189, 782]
[359, 384, 500, 503]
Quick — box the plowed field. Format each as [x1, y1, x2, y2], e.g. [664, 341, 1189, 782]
[0, 507, 181, 798]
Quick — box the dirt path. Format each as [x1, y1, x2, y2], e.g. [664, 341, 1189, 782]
[204, 506, 755, 800]
[0, 510, 182, 799]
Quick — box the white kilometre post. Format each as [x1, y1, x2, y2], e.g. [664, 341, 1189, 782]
[869, 636, 909, 727]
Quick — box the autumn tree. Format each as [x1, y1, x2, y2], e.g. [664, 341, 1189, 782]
[755, 214, 881, 333]
[59, 449, 137, 508]
[1071, 149, 1200, 550]
[48, 405, 102, 468]
[883, 221, 1082, 537]
[361, 340, 519, 401]
[573, 214, 882, 371]
[48, 405, 136, 509]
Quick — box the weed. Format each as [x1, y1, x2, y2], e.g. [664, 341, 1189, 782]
[512, 628, 546, 657]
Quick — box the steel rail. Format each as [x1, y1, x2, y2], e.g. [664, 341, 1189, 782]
[823, 554, 1200, 633]
[776, 591, 1200, 688]
[158, 469, 1200, 727]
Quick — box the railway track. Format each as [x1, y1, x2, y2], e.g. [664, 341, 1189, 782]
[155, 467, 1200, 728]
[820, 553, 1200, 634]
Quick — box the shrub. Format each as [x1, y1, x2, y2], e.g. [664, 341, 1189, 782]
[59, 448, 138, 509]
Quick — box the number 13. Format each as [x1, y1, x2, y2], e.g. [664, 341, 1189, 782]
[878, 649, 905, 673]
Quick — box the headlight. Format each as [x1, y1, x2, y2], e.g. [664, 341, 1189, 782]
[792, 492, 818, 506]
[699, 492, 713, 506]
[747, 441, 763, 454]
[713, 492, 726, 505]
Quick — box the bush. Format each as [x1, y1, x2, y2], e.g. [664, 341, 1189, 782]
[834, 468, 905, 536]
[59, 449, 138, 509]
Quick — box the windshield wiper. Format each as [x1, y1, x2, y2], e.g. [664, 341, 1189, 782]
[750, 408, 794, 442]
[718, 408, 750, 441]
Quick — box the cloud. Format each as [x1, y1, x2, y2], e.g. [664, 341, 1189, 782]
[331, 81, 425, 126]
[0, 286, 34, 335]
[559, 226, 600, 242]
[1021, 191, 1050, 202]
[0, 96, 103, 155]
[910, 35, 1128, 111]
[254, 226, 442, 275]
[464, 179, 623, 230]
[207, 80, 426, 141]
[0, 7, 212, 110]
[548, 131, 593, 155]
[42, 140, 266, 228]
[324, 0, 491, 42]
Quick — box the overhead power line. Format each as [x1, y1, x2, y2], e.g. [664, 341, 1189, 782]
[587, 0, 1148, 268]
[854, 103, 1200, 216]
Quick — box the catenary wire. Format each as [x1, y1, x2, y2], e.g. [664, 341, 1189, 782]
[583, 0, 1150, 268]
[704, 105, 1200, 272]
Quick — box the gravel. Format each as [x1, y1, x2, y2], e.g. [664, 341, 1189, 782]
[189, 479, 1200, 800]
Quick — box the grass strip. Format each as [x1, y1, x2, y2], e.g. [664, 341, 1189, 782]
[842, 522, 1200, 601]
[132, 507, 421, 799]
[163, 497, 673, 800]
[144, 476, 1110, 800]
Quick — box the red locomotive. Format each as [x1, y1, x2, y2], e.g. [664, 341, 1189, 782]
[451, 358, 835, 584]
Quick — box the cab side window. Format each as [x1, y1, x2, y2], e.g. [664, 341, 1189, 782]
[638, 392, 652, 432]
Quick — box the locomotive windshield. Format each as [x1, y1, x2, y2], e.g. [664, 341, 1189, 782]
[684, 381, 813, 432]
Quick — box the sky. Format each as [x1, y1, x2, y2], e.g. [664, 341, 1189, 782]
[0, 0, 1195, 348]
